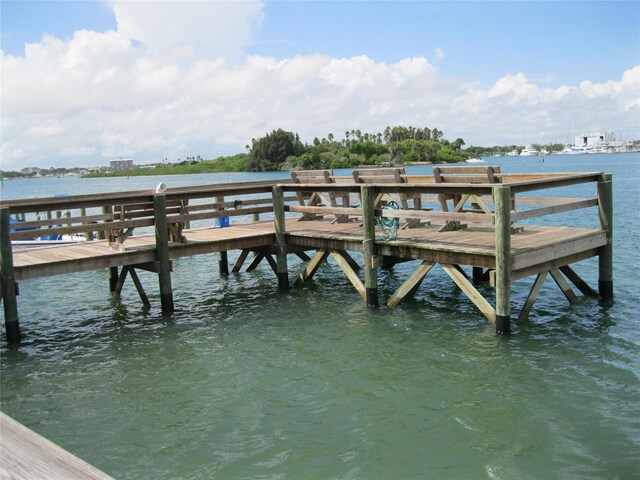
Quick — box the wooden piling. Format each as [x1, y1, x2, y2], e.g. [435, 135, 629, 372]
[109, 267, 119, 293]
[472, 267, 484, 284]
[272, 186, 289, 289]
[494, 185, 512, 334]
[154, 194, 174, 313]
[215, 196, 229, 275]
[1, 208, 20, 344]
[597, 173, 613, 299]
[362, 185, 379, 306]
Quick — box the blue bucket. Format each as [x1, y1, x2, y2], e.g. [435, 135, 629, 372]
[218, 216, 229, 228]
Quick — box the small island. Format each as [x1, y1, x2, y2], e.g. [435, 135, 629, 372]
[3, 125, 638, 180]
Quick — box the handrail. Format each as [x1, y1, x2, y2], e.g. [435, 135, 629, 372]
[1, 171, 606, 244]
[2, 181, 294, 244]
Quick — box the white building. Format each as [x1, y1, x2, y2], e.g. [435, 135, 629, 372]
[110, 159, 134, 172]
[574, 132, 615, 148]
[20, 167, 41, 175]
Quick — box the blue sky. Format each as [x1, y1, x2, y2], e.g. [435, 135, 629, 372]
[3, 1, 638, 86]
[1, 1, 639, 169]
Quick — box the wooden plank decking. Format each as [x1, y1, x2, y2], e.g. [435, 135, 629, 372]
[10, 219, 606, 282]
[0, 412, 114, 480]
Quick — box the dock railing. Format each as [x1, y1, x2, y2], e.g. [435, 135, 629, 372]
[1, 180, 299, 249]
[281, 171, 605, 230]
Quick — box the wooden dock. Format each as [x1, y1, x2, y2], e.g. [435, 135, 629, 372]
[1, 167, 613, 342]
[0, 412, 114, 479]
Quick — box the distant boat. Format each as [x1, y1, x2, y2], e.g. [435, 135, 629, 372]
[12, 235, 87, 248]
[10, 217, 87, 248]
[561, 145, 590, 154]
[519, 146, 538, 156]
[465, 157, 485, 164]
[506, 149, 520, 156]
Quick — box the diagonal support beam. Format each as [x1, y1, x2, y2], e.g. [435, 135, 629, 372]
[388, 261, 435, 307]
[330, 250, 365, 299]
[468, 194, 493, 215]
[113, 266, 129, 295]
[112, 265, 151, 309]
[246, 252, 265, 272]
[517, 271, 548, 322]
[295, 251, 312, 262]
[129, 267, 151, 308]
[296, 250, 330, 285]
[336, 250, 360, 271]
[550, 268, 578, 304]
[559, 265, 599, 298]
[232, 249, 251, 273]
[264, 254, 278, 275]
[441, 263, 496, 324]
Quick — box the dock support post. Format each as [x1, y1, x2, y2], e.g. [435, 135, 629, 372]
[362, 185, 379, 307]
[1, 208, 20, 344]
[494, 185, 512, 334]
[215, 196, 229, 275]
[272, 186, 289, 290]
[472, 267, 484, 284]
[597, 173, 613, 299]
[154, 194, 174, 313]
[109, 267, 119, 293]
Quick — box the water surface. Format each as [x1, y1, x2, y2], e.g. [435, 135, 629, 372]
[1, 154, 639, 479]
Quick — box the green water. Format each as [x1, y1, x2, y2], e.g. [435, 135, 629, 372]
[1, 154, 639, 479]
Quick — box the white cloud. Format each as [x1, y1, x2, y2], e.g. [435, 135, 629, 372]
[112, 1, 264, 60]
[1, 18, 639, 170]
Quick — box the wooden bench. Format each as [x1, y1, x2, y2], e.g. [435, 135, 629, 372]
[352, 167, 428, 228]
[107, 199, 186, 250]
[291, 169, 352, 222]
[432, 165, 510, 231]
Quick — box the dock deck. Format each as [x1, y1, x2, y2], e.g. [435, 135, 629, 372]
[0, 412, 113, 480]
[10, 219, 605, 283]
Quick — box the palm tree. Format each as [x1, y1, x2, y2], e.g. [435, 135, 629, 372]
[452, 138, 465, 153]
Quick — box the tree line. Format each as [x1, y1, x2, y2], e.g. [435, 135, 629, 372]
[246, 125, 467, 172]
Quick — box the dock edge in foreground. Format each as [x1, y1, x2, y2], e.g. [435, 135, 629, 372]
[0, 412, 114, 480]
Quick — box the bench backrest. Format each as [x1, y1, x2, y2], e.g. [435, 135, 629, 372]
[352, 167, 405, 184]
[432, 165, 501, 184]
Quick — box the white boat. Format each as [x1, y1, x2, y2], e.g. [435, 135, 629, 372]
[561, 145, 590, 154]
[519, 146, 538, 156]
[10, 217, 87, 248]
[465, 157, 485, 164]
[506, 149, 520, 156]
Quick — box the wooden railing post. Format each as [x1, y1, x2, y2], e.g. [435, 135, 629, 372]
[98, 205, 111, 240]
[597, 173, 613, 299]
[1, 208, 20, 344]
[362, 185, 378, 306]
[272, 186, 289, 289]
[154, 194, 174, 313]
[494, 185, 512, 334]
